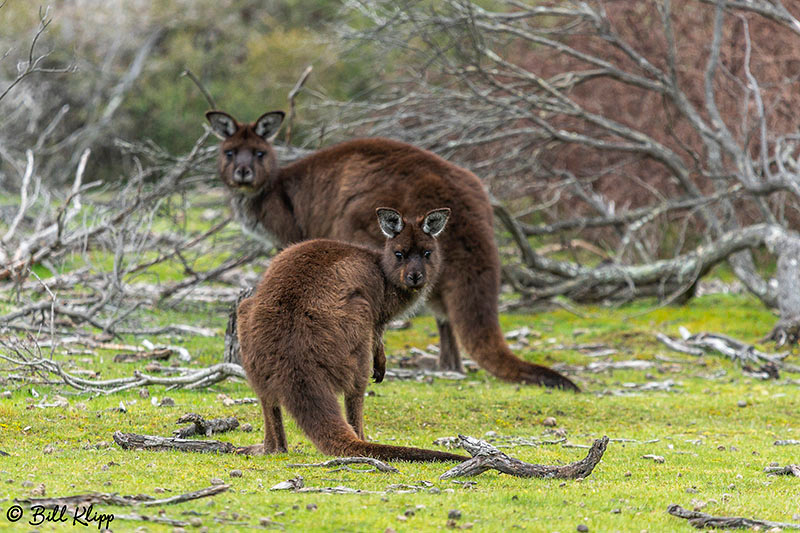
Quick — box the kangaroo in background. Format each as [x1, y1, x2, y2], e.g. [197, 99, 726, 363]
[207, 110, 578, 391]
[237, 207, 468, 461]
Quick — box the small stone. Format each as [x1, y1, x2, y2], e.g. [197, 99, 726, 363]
[404, 509, 415, 517]
[766, 528, 782, 533]
[577, 525, 589, 532]
[737, 400, 748, 408]
[769, 461, 780, 467]
[794, 514, 800, 521]
[306, 503, 317, 511]
[624, 471, 632, 477]
[446, 519, 458, 528]
[543, 417, 557, 427]
[396, 515, 407, 522]
[43, 444, 56, 455]
[685, 487, 698, 494]
[0, 391, 11, 398]
[159, 397, 175, 407]
[274, 512, 285, 517]
[462, 524, 474, 529]
[103, 481, 111, 486]
[385, 528, 397, 533]
[428, 487, 441, 494]
[139, 388, 150, 398]
[611, 509, 621, 514]
[230, 469, 243, 478]
[690, 499, 707, 511]
[240, 423, 253, 432]
[210, 478, 225, 485]
[448, 509, 462, 520]
[154, 487, 166, 493]
[717, 445, 726, 451]
[172, 528, 186, 533]
[21, 480, 34, 488]
[188, 518, 202, 527]
[559, 482, 567, 487]
[30, 482, 45, 496]
[292, 505, 299, 510]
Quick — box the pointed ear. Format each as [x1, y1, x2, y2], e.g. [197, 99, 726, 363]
[421, 208, 450, 237]
[205, 111, 238, 139]
[376, 207, 404, 239]
[254, 111, 285, 141]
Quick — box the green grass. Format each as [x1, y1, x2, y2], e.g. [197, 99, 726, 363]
[1, 293, 799, 532]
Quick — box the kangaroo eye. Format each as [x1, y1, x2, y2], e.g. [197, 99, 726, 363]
[394, 251, 403, 260]
[424, 250, 432, 258]
[224, 149, 234, 158]
[256, 151, 265, 159]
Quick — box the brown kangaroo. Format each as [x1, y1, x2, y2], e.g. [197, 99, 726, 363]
[237, 207, 468, 461]
[207, 110, 578, 391]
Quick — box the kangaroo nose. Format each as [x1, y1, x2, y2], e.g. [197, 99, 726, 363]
[233, 166, 253, 184]
[406, 272, 424, 287]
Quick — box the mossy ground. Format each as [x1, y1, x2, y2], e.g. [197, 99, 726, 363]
[1, 291, 798, 532]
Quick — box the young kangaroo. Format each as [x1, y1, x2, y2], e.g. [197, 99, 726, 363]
[207, 110, 578, 391]
[236, 207, 468, 462]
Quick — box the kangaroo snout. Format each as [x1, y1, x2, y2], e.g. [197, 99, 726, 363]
[233, 166, 254, 184]
[405, 270, 424, 288]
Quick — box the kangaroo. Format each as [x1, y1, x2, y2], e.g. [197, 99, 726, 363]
[207, 110, 578, 391]
[236, 207, 468, 461]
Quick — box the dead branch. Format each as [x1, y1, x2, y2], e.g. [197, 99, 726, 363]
[667, 504, 800, 530]
[657, 328, 800, 373]
[288, 457, 399, 473]
[16, 484, 229, 510]
[764, 464, 800, 477]
[173, 413, 240, 438]
[285, 65, 313, 146]
[439, 435, 608, 480]
[181, 68, 217, 108]
[0, 341, 246, 394]
[113, 431, 240, 454]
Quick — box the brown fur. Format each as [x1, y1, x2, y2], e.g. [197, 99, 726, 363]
[237, 208, 467, 462]
[207, 110, 578, 391]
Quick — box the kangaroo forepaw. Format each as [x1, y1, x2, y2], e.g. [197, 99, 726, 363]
[372, 366, 385, 383]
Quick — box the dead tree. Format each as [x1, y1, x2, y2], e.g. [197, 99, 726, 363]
[320, 0, 800, 340]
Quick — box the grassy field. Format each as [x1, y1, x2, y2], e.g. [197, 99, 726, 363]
[1, 291, 799, 532]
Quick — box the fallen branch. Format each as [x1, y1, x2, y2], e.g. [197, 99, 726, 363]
[15, 484, 229, 509]
[764, 464, 800, 477]
[667, 504, 800, 529]
[0, 343, 246, 393]
[439, 435, 608, 480]
[173, 413, 240, 438]
[288, 457, 399, 473]
[657, 329, 800, 373]
[113, 431, 239, 454]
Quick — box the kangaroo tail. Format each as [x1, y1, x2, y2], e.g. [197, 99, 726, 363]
[283, 380, 467, 462]
[445, 281, 580, 392]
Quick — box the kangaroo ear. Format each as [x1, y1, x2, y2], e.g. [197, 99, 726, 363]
[422, 208, 450, 237]
[376, 207, 404, 238]
[254, 111, 285, 141]
[205, 111, 238, 139]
